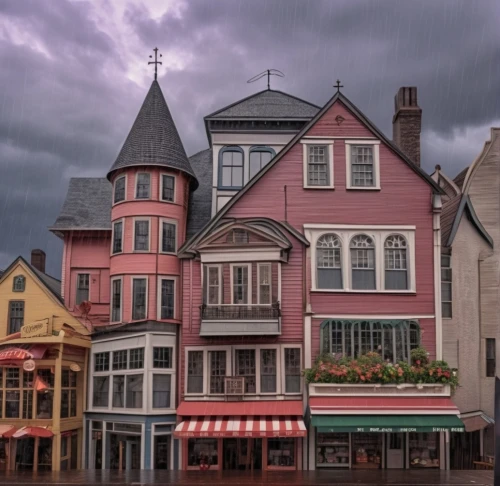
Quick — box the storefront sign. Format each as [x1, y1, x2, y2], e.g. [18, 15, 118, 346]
[319, 426, 465, 433]
[23, 359, 36, 371]
[225, 377, 245, 395]
[21, 319, 50, 338]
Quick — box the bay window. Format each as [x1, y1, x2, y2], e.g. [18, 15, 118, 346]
[125, 375, 143, 408]
[161, 174, 175, 202]
[111, 278, 122, 323]
[112, 220, 123, 254]
[152, 374, 171, 408]
[93, 376, 109, 407]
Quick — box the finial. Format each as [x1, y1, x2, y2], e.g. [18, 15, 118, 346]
[334, 79, 344, 93]
[435, 164, 441, 171]
[247, 69, 285, 90]
[148, 47, 163, 81]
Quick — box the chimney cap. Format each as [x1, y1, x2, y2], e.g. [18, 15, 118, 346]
[394, 86, 421, 113]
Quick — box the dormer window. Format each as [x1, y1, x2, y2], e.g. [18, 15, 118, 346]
[136, 173, 151, 199]
[12, 275, 25, 292]
[114, 176, 126, 203]
[226, 229, 249, 244]
[219, 146, 243, 190]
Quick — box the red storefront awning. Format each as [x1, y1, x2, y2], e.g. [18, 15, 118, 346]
[0, 425, 15, 438]
[177, 400, 303, 417]
[4, 426, 53, 439]
[0, 344, 48, 362]
[174, 415, 307, 438]
[309, 396, 461, 415]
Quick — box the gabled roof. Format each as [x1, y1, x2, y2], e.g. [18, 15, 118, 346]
[430, 165, 461, 200]
[0, 256, 63, 304]
[107, 80, 197, 187]
[49, 178, 112, 236]
[441, 194, 493, 248]
[205, 89, 320, 120]
[181, 90, 443, 255]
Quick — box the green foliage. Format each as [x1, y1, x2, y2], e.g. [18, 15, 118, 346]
[303, 349, 459, 392]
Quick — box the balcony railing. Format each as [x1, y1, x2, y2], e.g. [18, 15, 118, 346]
[200, 302, 281, 320]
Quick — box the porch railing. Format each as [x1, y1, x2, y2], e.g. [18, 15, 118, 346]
[200, 302, 281, 320]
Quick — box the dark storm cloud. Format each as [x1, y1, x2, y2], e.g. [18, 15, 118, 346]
[0, 0, 499, 275]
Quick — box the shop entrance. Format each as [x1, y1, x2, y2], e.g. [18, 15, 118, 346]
[109, 434, 141, 470]
[15, 437, 52, 471]
[223, 438, 262, 470]
[386, 433, 404, 468]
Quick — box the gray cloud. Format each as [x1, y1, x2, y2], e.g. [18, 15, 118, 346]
[0, 0, 499, 276]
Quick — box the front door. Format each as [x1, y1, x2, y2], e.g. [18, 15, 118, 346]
[223, 439, 262, 470]
[386, 433, 404, 469]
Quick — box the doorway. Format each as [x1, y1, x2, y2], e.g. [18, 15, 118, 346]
[223, 438, 262, 470]
[386, 433, 404, 469]
[154, 435, 170, 469]
[109, 434, 141, 470]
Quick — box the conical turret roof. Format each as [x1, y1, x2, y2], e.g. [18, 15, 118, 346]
[107, 80, 197, 187]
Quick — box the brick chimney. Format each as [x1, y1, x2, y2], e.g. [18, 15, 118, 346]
[392, 87, 422, 167]
[31, 249, 46, 273]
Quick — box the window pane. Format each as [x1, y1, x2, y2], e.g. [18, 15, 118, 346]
[351, 246, 376, 290]
[307, 145, 329, 186]
[22, 390, 33, 419]
[486, 338, 496, 377]
[162, 175, 175, 202]
[260, 349, 276, 393]
[112, 222, 123, 254]
[94, 352, 109, 372]
[152, 374, 171, 408]
[153, 347, 173, 369]
[114, 177, 125, 203]
[126, 375, 143, 408]
[129, 348, 144, 369]
[207, 267, 220, 305]
[235, 349, 256, 393]
[285, 348, 301, 393]
[220, 150, 243, 187]
[76, 274, 90, 305]
[93, 376, 109, 407]
[351, 145, 374, 187]
[113, 350, 127, 370]
[162, 222, 176, 253]
[134, 221, 149, 251]
[385, 270, 408, 290]
[113, 376, 125, 408]
[132, 279, 147, 320]
[136, 173, 150, 198]
[37, 390, 53, 418]
[5, 391, 20, 418]
[111, 279, 121, 322]
[209, 351, 226, 394]
[233, 266, 249, 304]
[259, 264, 271, 304]
[8, 301, 24, 334]
[187, 351, 203, 394]
[161, 279, 175, 319]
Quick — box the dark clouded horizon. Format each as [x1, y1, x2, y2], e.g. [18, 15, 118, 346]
[0, 0, 499, 276]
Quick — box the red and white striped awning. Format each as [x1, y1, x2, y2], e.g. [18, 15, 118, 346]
[174, 415, 307, 438]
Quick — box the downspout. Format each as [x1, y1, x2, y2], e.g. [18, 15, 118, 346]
[433, 194, 443, 360]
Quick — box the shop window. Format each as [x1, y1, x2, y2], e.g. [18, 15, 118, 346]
[113, 350, 128, 371]
[112, 376, 124, 408]
[75, 274, 89, 305]
[441, 255, 452, 317]
[125, 374, 143, 408]
[152, 374, 171, 408]
[187, 351, 204, 394]
[316, 432, 349, 467]
[153, 347, 173, 369]
[129, 348, 144, 369]
[12, 275, 25, 292]
[187, 438, 219, 467]
[352, 433, 382, 468]
[93, 376, 109, 407]
[8, 301, 24, 334]
[94, 352, 110, 372]
[209, 350, 226, 394]
[61, 370, 77, 418]
[36, 369, 54, 419]
[284, 348, 301, 393]
[321, 319, 420, 363]
[486, 338, 496, 377]
[260, 349, 277, 393]
[1, 368, 36, 419]
[267, 439, 295, 468]
[317, 234, 343, 289]
[161, 174, 175, 202]
[235, 349, 256, 393]
[409, 432, 440, 468]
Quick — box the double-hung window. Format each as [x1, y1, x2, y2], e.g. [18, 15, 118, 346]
[114, 176, 126, 203]
[76, 274, 89, 305]
[161, 175, 175, 202]
[136, 173, 150, 199]
[258, 264, 271, 305]
[159, 278, 175, 319]
[111, 279, 122, 323]
[161, 221, 176, 253]
[260, 349, 277, 393]
[441, 255, 452, 318]
[235, 349, 256, 393]
[316, 234, 342, 289]
[249, 147, 274, 180]
[219, 147, 244, 189]
[284, 348, 301, 393]
[384, 235, 408, 290]
[132, 278, 147, 320]
[205, 266, 221, 305]
[351, 145, 375, 187]
[112, 221, 123, 254]
[209, 351, 226, 394]
[350, 235, 376, 290]
[187, 351, 204, 394]
[307, 145, 329, 186]
[232, 265, 250, 304]
[8, 301, 24, 334]
[134, 220, 149, 251]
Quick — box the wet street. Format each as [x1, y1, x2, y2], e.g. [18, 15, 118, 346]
[0, 470, 493, 486]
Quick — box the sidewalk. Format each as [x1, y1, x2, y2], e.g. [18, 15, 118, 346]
[0, 470, 493, 486]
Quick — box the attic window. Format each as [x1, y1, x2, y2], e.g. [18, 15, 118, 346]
[13, 275, 26, 292]
[226, 229, 249, 244]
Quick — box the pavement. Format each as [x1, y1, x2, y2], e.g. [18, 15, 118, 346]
[0, 470, 493, 486]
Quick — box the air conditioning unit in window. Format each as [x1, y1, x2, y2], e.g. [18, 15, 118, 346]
[224, 377, 245, 401]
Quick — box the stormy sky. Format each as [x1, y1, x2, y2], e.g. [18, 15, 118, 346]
[0, 0, 499, 277]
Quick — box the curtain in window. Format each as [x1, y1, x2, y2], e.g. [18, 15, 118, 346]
[350, 235, 376, 289]
[385, 235, 408, 290]
[317, 234, 342, 289]
[152, 374, 171, 408]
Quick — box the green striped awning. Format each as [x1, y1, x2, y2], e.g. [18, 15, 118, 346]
[311, 415, 465, 433]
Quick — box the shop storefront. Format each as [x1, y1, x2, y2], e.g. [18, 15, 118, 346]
[308, 385, 465, 470]
[175, 401, 307, 471]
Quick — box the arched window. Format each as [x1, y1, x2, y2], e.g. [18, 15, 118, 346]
[219, 146, 244, 189]
[249, 146, 275, 180]
[316, 234, 342, 289]
[384, 235, 408, 290]
[13, 275, 25, 292]
[350, 235, 375, 290]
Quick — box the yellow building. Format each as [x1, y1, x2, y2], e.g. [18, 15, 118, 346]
[0, 251, 90, 471]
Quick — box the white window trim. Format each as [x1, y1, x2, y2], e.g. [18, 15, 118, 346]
[206, 347, 232, 396]
[158, 218, 178, 255]
[111, 218, 125, 255]
[132, 217, 151, 253]
[306, 225, 416, 293]
[257, 263, 272, 305]
[281, 345, 303, 395]
[131, 276, 149, 321]
[159, 173, 176, 203]
[345, 140, 381, 190]
[75, 272, 90, 306]
[156, 275, 178, 320]
[110, 276, 123, 323]
[230, 263, 252, 305]
[203, 264, 222, 305]
[301, 140, 334, 189]
[113, 174, 127, 205]
[135, 172, 151, 199]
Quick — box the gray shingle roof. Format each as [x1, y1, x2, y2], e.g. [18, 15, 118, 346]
[206, 89, 320, 119]
[441, 194, 462, 247]
[30, 265, 62, 303]
[186, 148, 213, 239]
[107, 80, 197, 187]
[49, 178, 112, 232]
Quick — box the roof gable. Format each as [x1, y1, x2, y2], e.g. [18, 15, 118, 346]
[181, 90, 442, 254]
[107, 80, 197, 187]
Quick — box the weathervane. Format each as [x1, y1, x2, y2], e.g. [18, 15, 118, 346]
[334, 79, 344, 93]
[247, 69, 285, 90]
[148, 47, 162, 81]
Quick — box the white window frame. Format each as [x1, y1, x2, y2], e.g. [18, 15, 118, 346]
[305, 224, 416, 293]
[132, 217, 151, 253]
[111, 219, 124, 255]
[230, 263, 252, 305]
[75, 272, 90, 306]
[204, 264, 222, 305]
[110, 276, 123, 323]
[131, 276, 149, 321]
[158, 218, 178, 255]
[156, 276, 177, 320]
[301, 140, 334, 189]
[281, 345, 302, 395]
[113, 174, 127, 204]
[257, 263, 272, 305]
[160, 173, 176, 203]
[206, 347, 232, 396]
[345, 140, 381, 190]
[135, 172, 151, 199]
